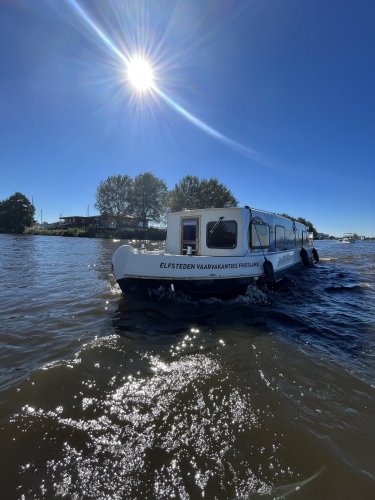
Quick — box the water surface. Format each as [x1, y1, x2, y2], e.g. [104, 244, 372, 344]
[0, 235, 374, 498]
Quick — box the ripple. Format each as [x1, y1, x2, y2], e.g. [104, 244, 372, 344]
[12, 347, 281, 498]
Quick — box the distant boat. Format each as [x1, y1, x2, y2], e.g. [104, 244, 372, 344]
[112, 206, 319, 298]
[340, 233, 356, 243]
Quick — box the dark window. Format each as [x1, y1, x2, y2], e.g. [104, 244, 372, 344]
[295, 229, 301, 246]
[183, 223, 196, 242]
[206, 220, 237, 249]
[182, 218, 198, 255]
[250, 222, 270, 249]
[275, 225, 286, 249]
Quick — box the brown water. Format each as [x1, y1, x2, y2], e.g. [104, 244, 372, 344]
[0, 234, 374, 498]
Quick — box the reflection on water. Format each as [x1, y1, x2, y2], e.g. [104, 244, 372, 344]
[0, 236, 125, 388]
[3, 331, 289, 498]
[0, 236, 374, 498]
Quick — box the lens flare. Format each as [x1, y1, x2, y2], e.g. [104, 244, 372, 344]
[127, 57, 154, 92]
[63, 0, 272, 168]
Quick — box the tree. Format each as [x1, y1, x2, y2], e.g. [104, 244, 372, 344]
[168, 176, 238, 212]
[0, 192, 35, 233]
[280, 213, 318, 239]
[168, 175, 201, 212]
[199, 178, 238, 209]
[95, 175, 133, 226]
[295, 217, 318, 239]
[131, 172, 168, 228]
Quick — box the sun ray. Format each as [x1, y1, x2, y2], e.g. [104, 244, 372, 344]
[65, 0, 129, 64]
[63, 0, 271, 168]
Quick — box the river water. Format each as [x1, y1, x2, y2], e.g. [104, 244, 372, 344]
[0, 234, 374, 499]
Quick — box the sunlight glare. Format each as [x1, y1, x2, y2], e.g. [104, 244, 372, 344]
[64, 0, 270, 168]
[127, 57, 154, 92]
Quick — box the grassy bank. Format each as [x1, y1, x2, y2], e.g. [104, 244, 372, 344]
[24, 227, 167, 240]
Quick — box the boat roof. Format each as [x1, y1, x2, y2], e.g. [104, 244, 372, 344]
[169, 206, 300, 224]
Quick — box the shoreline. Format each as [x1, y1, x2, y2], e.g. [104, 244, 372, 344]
[15, 227, 167, 240]
[1, 228, 374, 241]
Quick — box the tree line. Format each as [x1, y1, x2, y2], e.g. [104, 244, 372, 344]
[279, 213, 317, 239]
[96, 172, 318, 237]
[95, 173, 238, 228]
[0, 174, 236, 234]
[1, 173, 318, 237]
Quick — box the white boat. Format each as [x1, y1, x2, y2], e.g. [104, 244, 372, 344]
[112, 206, 319, 298]
[341, 233, 356, 243]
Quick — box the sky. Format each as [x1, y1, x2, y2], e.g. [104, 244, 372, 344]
[1, 0, 374, 237]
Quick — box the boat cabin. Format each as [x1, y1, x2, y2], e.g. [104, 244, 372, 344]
[165, 207, 310, 258]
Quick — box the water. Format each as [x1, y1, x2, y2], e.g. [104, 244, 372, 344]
[0, 234, 374, 499]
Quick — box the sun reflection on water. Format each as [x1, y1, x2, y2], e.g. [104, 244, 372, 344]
[11, 330, 294, 498]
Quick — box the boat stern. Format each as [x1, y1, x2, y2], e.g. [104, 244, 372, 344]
[112, 244, 137, 281]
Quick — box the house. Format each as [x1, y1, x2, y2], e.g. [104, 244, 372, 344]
[59, 215, 147, 229]
[59, 215, 102, 228]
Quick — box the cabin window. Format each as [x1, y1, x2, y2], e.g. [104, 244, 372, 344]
[295, 229, 302, 246]
[302, 230, 307, 244]
[206, 220, 237, 249]
[250, 221, 270, 249]
[275, 225, 286, 249]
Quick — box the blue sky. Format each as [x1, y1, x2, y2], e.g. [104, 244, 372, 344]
[1, 0, 374, 237]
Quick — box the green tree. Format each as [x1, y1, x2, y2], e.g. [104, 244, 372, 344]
[131, 172, 168, 228]
[0, 192, 35, 233]
[95, 175, 133, 226]
[280, 213, 318, 239]
[168, 175, 201, 212]
[296, 217, 317, 239]
[169, 176, 238, 212]
[199, 178, 238, 209]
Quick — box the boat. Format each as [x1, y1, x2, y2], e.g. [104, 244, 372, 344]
[112, 206, 319, 298]
[340, 233, 356, 243]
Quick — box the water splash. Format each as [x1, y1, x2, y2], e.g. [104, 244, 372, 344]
[249, 468, 324, 499]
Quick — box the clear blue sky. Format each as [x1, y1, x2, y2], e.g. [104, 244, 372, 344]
[1, 0, 374, 237]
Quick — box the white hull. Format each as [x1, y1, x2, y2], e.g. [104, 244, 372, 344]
[341, 233, 356, 243]
[112, 244, 315, 297]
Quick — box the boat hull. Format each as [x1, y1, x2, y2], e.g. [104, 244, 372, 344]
[116, 276, 250, 298]
[112, 244, 314, 298]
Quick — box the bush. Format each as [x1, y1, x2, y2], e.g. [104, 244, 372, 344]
[23, 226, 167, 240]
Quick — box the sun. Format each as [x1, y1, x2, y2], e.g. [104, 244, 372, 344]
[126, 57, 155, 92]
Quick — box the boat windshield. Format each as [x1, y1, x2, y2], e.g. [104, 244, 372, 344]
[206, 220, 237, 248]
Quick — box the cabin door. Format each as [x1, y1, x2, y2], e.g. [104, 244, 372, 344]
[181, 218, 199, 255]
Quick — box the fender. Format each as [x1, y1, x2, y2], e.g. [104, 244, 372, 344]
[312, 247, 319, 262]
[263, 258, 275, 282]
[300, 247, 310, 267]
